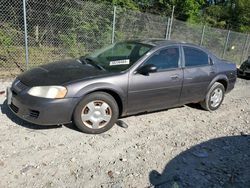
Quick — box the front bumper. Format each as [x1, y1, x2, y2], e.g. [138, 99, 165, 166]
[7, 88, 79, 125]
[237, 69, 250, 78]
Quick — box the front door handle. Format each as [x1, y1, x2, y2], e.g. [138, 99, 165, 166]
[170, 74, 179, 80]
[210, 69, 216, 74]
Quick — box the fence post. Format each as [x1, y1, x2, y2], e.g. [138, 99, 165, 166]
[240, 34, 249, 63]
[222, 30, 230, 59]
[165, 17, 170, 39]
[168, 6, 175, 40]
[200, 25, 205, 46]
[111, 6, 117, 44]
[23, 0, 29, 70]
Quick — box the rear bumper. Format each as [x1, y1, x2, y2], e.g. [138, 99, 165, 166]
[8, 91, 79, 125]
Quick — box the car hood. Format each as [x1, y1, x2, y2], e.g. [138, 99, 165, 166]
[18, 59, 108, 86]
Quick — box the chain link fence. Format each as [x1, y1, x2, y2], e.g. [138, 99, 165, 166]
[0, 0, 249, 78]
[171, 19, 204, 45]
[25, 0, 114, 66]
[115, 8, 168, 41]
[0, 0, 26, 77]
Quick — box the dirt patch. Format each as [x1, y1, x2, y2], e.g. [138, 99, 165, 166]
[0, 78, 249, 187]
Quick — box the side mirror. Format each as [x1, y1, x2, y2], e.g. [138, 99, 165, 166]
[137, 64, 157, 75]
[209, 57, 214, 65]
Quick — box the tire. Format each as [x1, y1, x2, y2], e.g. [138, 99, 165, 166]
[200, 82, 225, 111]
[73, 92, 119, 134]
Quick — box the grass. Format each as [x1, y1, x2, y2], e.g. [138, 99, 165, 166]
[0, 45, 87, 78]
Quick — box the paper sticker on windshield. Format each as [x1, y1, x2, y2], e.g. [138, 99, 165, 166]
[110, 59, 130, 66]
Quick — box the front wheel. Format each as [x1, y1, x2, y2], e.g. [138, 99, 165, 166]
[200, 82, 225, 111]
[73, 92, 119, 134]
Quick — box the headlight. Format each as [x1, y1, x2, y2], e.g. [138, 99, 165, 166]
[240, 63, 246, 69]
[27, 86, 67, 99]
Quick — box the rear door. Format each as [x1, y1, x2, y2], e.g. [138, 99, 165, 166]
[127, 46, 184, 114]
[179, 45, 215, 104]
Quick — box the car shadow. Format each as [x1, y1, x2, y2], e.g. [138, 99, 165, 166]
[0, 99, 127, 133]
[0, 100, 61, 130]
[149, 135, 250, 187]
[63, 123, 81, 132]
[128, 106, 185, 118]
[63, 119, 130, 133]
[185, 103, 205, 111]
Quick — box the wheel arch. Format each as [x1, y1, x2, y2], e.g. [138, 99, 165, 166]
[87, 89, 124, 117]
[74, 83, 126, 117]
[207, 75, 229, 93]
[216, 79, 228, 91]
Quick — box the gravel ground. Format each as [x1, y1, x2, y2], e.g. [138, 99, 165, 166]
[0, 78, 249, 188]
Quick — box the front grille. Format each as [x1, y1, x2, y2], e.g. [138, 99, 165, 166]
[12, 80, 28, 92]
[10, 103, 19, 113]
[29, 110, 40, 119]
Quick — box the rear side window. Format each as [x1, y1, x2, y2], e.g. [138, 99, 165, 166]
[184, 47, 209, 67]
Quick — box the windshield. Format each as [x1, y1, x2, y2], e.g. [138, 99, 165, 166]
[85, 42, 153, 72]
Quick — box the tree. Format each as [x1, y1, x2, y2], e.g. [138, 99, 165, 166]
[235, 0, 250, 32]
[174, 0, 205, 22]
[97, 0, 205, 22]
[203, 4, 229, 28]
[203, 0, 250, 32]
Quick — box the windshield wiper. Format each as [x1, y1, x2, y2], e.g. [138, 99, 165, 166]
[79, 57, 106, 71]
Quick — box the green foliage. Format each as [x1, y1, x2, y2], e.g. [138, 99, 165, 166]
[99, 0, 249, 32]
[0, 30, 13, 47]
[203, 5, 229, 28]
[203, 0, 250, 32]
[0, 25, 22, 60]
[175, 0, 205, 23]
[112, 0, 139, 10]
[0, 27, 26, 73]
[95, 0, 138, 10]
[58, 31, 85, 57]
[236, 0, 250, 32]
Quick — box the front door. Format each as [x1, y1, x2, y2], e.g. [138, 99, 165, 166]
[127, 46, 184, 114]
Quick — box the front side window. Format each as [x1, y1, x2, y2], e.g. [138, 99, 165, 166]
[183, 47, 209, 67]
[143, 47, 179, 70]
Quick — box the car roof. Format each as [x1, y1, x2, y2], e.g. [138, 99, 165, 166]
[139, 39, 181, 46]
[126, 39, 202, 49]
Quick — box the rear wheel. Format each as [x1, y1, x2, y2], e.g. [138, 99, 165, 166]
[200, 82, 225, 111]
[73, 92, 119, 134]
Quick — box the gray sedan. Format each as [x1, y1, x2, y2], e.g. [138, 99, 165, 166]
[7, 40, 237, 134]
